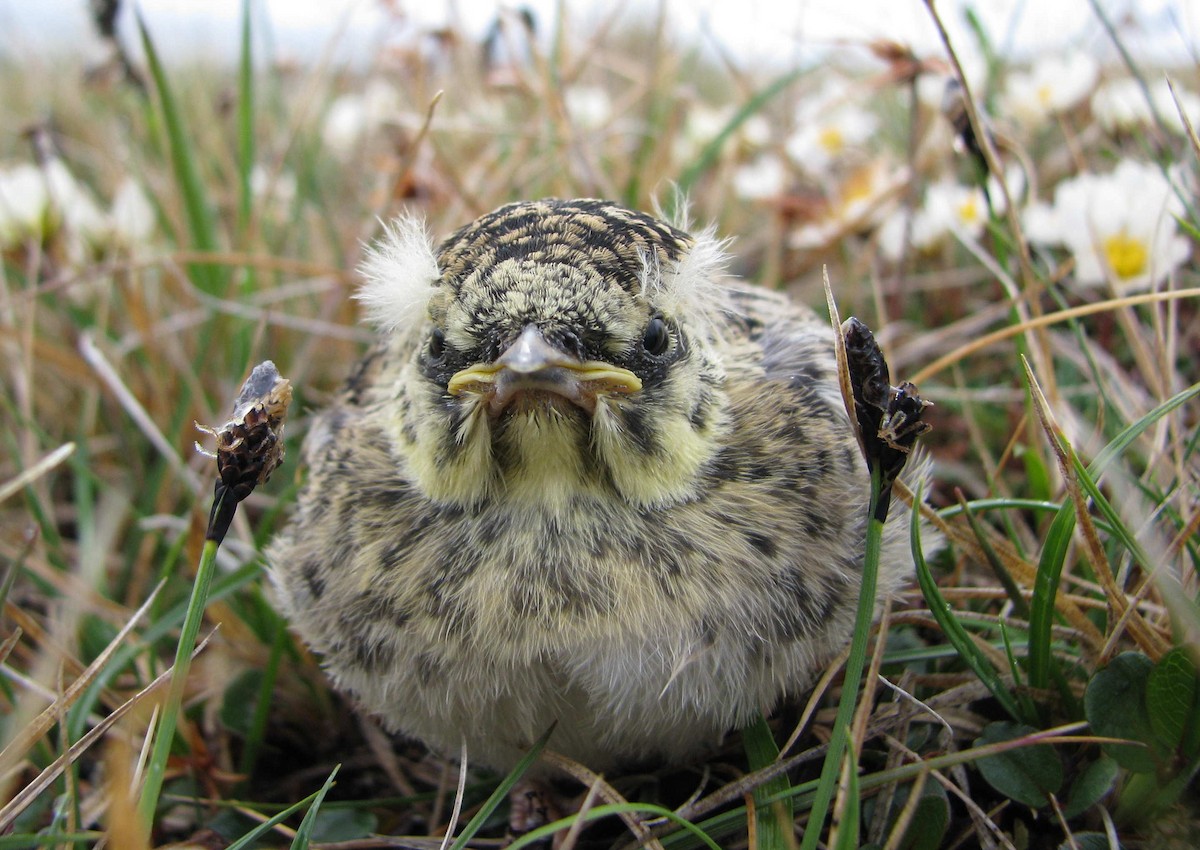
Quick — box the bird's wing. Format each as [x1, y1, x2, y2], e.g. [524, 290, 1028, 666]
[720, 283, 837, 390]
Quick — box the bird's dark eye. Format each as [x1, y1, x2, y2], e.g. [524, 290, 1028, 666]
[642, 317, 669, 356]
[428, 328, 446, 360]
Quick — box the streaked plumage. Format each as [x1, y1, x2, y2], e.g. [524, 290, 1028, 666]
[269, 198, 918, 772]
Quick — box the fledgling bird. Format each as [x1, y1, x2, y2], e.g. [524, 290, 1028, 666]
[269, 198, 920, 773]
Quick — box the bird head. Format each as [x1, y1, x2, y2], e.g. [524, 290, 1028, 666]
[356, 199, 733, 509]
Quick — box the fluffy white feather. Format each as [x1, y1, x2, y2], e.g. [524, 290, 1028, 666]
[644, 227, 733, 328]
[356, 217, 441, 333]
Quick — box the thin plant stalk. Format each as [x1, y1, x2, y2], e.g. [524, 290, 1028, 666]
[799, 462, 885, 850]
[136, 504, 225, 831]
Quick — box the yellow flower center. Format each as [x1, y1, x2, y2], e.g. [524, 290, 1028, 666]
[843, 168, 873, 204]
[819, 126, 845, 154]
[1103, 232, 1148, 280]
[957, 196, 980, 226]
[1037, 83, 1054, 106]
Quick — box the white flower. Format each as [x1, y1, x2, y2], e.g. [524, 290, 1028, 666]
[786, 83, 878, 174]
[0, 159, 110, 254]
[564, 86, 613, 130]
[733, 154, 787, 200]
[1002, 52, 1099, 127]
[250, 165, 298, 209]
[792, 160, 908, 249]
[1024, 159, 1190, 292]
[879, 179, 988, 259]
[675, 105, 771, 162]
[43, 159, 109, 245]
[0, 163, 50, 246]
[322, 79, 402, 159]
[1093, 76, 1200, 136]
[110, 178, 156, 246]
[878, 172, 1020, 260]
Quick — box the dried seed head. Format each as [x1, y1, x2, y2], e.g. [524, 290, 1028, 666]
[196, 360, 292, 542]
[840, 317, 932, 520]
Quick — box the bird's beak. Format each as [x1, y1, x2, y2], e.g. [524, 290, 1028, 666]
[447, 325, 642, 416]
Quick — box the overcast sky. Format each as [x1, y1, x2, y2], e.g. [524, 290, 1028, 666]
[0, 0, 1195, 69]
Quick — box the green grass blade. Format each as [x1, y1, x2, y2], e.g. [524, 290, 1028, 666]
[912, 483, 1025, 722]
[958, 495, 1030, 618]
[136, 531, 223, 829]
[1027, 505, 1073, 693]
[447, 723, 555, 850]
[831, 742, 859, 850]
[508, 803, 724, 850]
[799, 464, 885, 850]
[223, 785, 331, 850]
[1029, 380, 1200, 693]
[742, 713, 794, 850]
[237, 0, 255, 239]
[137, 11, 224, 295]
[289, 764, 340, 849]
[1088, 381, 1200, 478]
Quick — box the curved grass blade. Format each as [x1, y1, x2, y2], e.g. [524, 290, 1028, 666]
[743, 713, 794, 850]
[137, 11, 224, 295]
[911, 482, 1025, 722]
[290, 765, 340, 849]
[447, 723, 554, 850]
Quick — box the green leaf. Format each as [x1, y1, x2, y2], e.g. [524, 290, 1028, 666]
[308, 808, 376, 843]
[871, 780, 949, 850]
[1028, 379, 1200, 697]
[1084, 652, 1157, 773]
[973, 722, 1063, 809]
[1146, 647, 1197, 753]
[1018, 443, 1052, 503]
[1062, 755, 1119, 820]
[898, 782, 950, 850]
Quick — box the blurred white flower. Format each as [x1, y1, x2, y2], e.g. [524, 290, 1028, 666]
[0, 159, 110, 255]
[564, 86, 613, 130]
[1023, 159, 1190, 292]
[879, 179, 987, 259]
[792, 160, 907, 249]
[1092, 76, 1200, 136]
[110, 178, 156, 246]
[1002, 52, 1099, 127]
[786, 81, 878, 174]
[733, 154, 787, 200]
[0, 163, 50, 246]
[675, 105, 771, 162]
[878, 172, 1020, 260]
[250, 165, 298, 210]
[322, 79, 403, 159]
[43, 159, 109, 245]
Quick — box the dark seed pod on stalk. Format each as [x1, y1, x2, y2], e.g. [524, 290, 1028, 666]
[840, 317, 932, 521]
[196, 361, 292, 544]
